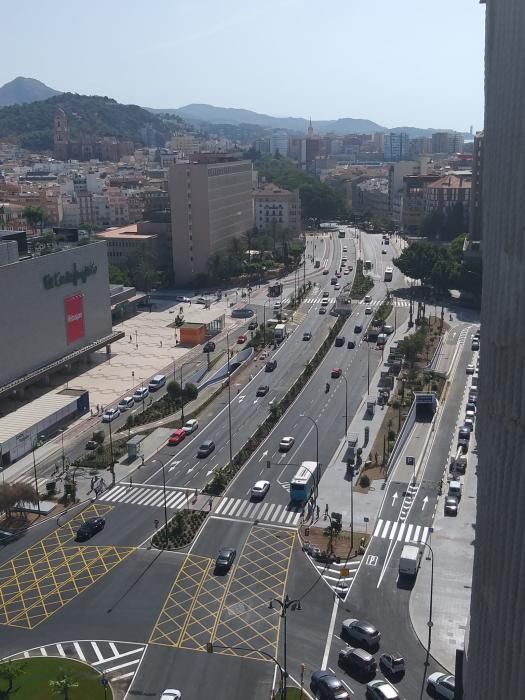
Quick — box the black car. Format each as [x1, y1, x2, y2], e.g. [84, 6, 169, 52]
[310, 670, 350, 700]
[248, 321, 258, 330]
[303, 331, 312, 341]
[85, 440, 98, 450]
[76, 517, 106, 542]
[256, 385, 269, 397]
[197, 440, 215, 457]
[203, 341, 216, 353]
[354, 324, 362, 333]
[0, 529, 16, 546]
[444, 496, 459, 516]
[335, 336, 345, 347]
[347, 341, 355, 349]
[265, 360, 277, 372]
[215, 547, 236, 572]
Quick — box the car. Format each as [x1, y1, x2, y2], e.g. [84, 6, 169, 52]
[334, 283, 341, 290]
[256, 385, 269, 396]
[237, 334, 247, 344]
[343, 246, 348, 252]
[335, 271, 342, 278]
[341, 618, 381, 649]
[310, 670, 350, 700]
[382, 249, 387, 254]
[464, 418, 474, 432]
[265, 359, 277, 372]
[331, 368, 342, 378]
[101, 407, 120, 423]
[182, 419, 199, 434]
[366, 679, 399, 700]
[279, 436, 295, 452]
[323, 269, 329, 275]
[347, 340, 355, 349]
[197, 440, 215, 457]
[248, 320, 258, 330]
[319, 307, 327, 314]
[379, 652, 405, 676]
[466, 364, 475, 374]
[0, 530, 16, 546]
[364, 295, 372, 303]
[321, 298, 330, 306]
[76, 517, 105, 542]
[365, 307, 372, 315]
[85, 439, 98, 450]
[471, 340, 480, 351]
[160, 690, 181, 700]
[335, 336, 345, 347]
[203, 340, 216, 353]
[466, 402, 477, 413]
[168, 429, 186, 446]
[427, 672, 455, 699]
[338, 646, 377, 676]
[459, 426, 471, 441]
[348, 265, 353, 271]
[303, 331, 312, 341]
[133, 386, 149, 401]
[215, 547, 236, 572]
[354, 324, 362, 333]
[118, 396, 135, 411]
[175, 295, 190, 303]
[344, 269, 350, 275]
[444, 496, 459, 516]
[251, 480, 270, 500]
[465, 409, 475, 423]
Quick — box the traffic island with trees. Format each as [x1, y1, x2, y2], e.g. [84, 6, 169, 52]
[350, 259, 374, 299]
[152, 509, 207, 550]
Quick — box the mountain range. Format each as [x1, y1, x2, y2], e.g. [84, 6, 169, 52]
[0, 76, 61, 107]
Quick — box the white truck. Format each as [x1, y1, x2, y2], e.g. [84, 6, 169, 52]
[399, 544, 422, 577]
[273, 323, 287, 343]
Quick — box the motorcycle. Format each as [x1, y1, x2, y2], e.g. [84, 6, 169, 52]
[325, 382, 330, 393]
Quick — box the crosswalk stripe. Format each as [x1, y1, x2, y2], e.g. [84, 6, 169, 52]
[412, 525, 421, 543]
[218, 497, 234, 515]
[291, 512, 301, 525]
[381, 520, 391, 538]
[285, 511, 296, 524]
[142, 490, 162, 506]
[39, 647, 47, 657]
[228, 499, 245, 516]
[257, 503, 269, 519]
[73, 642, 86, 661]
[56, 644, 65, 657]
[127, 488, 148, 504]
[421, 526, 429, 544]
[404, 524, 414, 542]
[396, 523, 406, 541]
[389, 522, 399, 540]
[265, 504, 277, 520]
[91, 642, 104, 662]
[165, 493, 183, 508]
[214, 497, 229, 515]
[374, 519, 383, 537]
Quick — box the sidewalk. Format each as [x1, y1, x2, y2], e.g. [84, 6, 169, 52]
[409, 438, 477, 672]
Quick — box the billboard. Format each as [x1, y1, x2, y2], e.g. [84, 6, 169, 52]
[64, 293, 85, 343]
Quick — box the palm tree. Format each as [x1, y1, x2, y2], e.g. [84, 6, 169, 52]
[49, 670, 79, 700]
[22, 206, 45, 235]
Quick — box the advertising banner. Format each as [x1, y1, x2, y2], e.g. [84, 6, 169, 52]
[65, 293, 85, 343]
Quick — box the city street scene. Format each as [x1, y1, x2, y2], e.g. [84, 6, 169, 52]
[0, 1, 519, 699]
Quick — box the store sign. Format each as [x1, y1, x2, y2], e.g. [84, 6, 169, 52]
[65, 294, 85, 343]
[43, 262, 97, 290]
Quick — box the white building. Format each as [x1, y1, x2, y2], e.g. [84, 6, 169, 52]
[254, 184, 301, 234]
[270, 131, 289, 157]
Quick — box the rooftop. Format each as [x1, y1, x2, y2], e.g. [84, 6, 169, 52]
[428, 174, 472, 190]
[95, 224, 157, 240]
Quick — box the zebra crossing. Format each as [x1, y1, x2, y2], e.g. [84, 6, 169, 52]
[213, 497, 302, 527]
[303, 297, 410, 307]
[99, 483, 191, 510]
[314, 557, 360, 598]
[373, 519, 430, 545]
[8, 640, 146, 687]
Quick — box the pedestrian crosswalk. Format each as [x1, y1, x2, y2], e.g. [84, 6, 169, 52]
[9, 640, 146, 687]
[372, 519, 430, 545]
[213, 497, 302, 527]
[99, 483, 192, 510]
[303, 297, 410, 307]
[315, 558, 360, 599]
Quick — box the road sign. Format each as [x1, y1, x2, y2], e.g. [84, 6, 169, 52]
[406, 456, 415, 466]
[366, 554, 378, 566]
[364, 517, 369, 523]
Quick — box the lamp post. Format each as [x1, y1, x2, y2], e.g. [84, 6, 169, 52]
[31, 438, 41, 515]
[108, 417, 115, 485]
[226, 332, 233, 469]
[59, 429, 65, 471]
[367, 344, 371, 395]
[262, 300, 270, 346]
[179, 359, 197, 424]
[301, 414, 319, 500]
[151, 459, 169, 549]
[269, 594, 301, 697]
[415, 540, 435, 667]
[339, 373, 348, 439]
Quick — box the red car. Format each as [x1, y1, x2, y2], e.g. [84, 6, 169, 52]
[237, 334, 247, 344]
[331, 368, 342, 378]
[168, 429, 186, 446]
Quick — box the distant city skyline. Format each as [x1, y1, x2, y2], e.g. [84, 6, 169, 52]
[1, 0, 485, 132]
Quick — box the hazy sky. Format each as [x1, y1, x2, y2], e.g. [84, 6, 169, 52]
[2, 0, 485, 131]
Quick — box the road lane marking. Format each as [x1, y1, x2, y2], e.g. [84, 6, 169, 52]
[73, 642, 85, 661]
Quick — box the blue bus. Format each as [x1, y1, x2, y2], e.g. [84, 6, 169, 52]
[290, 461, 320, 504]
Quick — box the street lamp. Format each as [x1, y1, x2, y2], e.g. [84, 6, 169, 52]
[226, 332, 234, 469]
[59, 429, 66, 471]
[31, 437, 42, 515]
[108, 416, 115, 485]
[262, 299, 270, 346]
[151, 459, 169, 549]
[179, 359, 198, 424]
[300, 414, 319, 500]
[269, 594, 301, 697]
[415, 540, 435, 667]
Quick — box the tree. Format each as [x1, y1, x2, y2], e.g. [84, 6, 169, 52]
[166, 380, 181, 403]
[92, 431, 105, 445]
[182, 383, 198, 403]
[49, 670, 79, 700]
[108, 264, 130, 286]
[22, 206, 45, 234]
[0, 483, 16, 519]
[12, 482, 39, 511]
[0, 660, 26, 697]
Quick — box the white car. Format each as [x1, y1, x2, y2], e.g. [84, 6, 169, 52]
[466, 364, 475, 374]
[366, 679, 399, 700]
[101, 407, 120, 423]
[427, 673, 455, 699]
[251, 480, 270, 500]
[364, 295, 372, 303]
[160, 691, 181, 700]
[118, 396, 135, 411]
[365, 306, 372, 315]
[182, 419, 199, 434]
[344, 269, 350, 275]
[334, 283, 341, 290]
[343, 246, 348, 252]
[279, 436, 295, 452]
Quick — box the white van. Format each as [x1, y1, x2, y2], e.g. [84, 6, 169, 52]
[133, 386, 149, 402]
[149, 374, 166, 391]
[448, 480, 462, 500]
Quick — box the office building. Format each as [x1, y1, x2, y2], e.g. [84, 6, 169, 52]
[431, 131, 464, 154]
[168, 160, 253, 284]
[465, 1, 525, 696]
[383, 132, 410, 161]
[254, 184, 301, 234]
[270, 131, 289, 157]
[469, 132, 484, 243]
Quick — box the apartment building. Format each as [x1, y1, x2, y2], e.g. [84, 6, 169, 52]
[383, 132, 410, 161]
[168, 160, 253, 284]
[423, 173, 472, 228]
[431, 131, 464, 154]
[254, 184, 301, 234]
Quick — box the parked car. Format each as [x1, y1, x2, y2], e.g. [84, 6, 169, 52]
[256, 385, 269, 397]
[466, 364, 475, 374]
[0, 530, 16, 546]
[279, 436, 295, 452]
[76, 517, 105, 542]
[366, 679, 399, 700]
[85, 440, 98, 450]
[203, 341, 216, 353]
[168, 429, 186, 446]
[335, 336, 345, 347]
[265, 360, 277, 372]
[444, 496, 459, 516]
[331, 368, 342, 378]
[458, 426, 471, 441]
[160, 690, 181, 700]
[347, 341, 355, 349]
[379, 653, 405, 677]
[182, 419, 199, 434]
[251, 480, 270, 500]
[310, 670, 350, 700]
[133, 386, 149, 402]
[248, 321, 258, 330]
[471, 340, 480, 351]
[427, 673, 455, 699]
[101, 407, 120, 423]
[118, 396, 135, 411]
[215, 547, 236, 572]
[197, 440, 215, 457]
[341, 619, 381, 649]
[303, 331, 312, 341]
[354, 324, 362, 333]
[237, 334, 247, 344]
[338, 646, 377, 676]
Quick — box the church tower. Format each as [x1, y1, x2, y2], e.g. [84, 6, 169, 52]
[307, 117, 314, 138]
[54, 107, 69, 160]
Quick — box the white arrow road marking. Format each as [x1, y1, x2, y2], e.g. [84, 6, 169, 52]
[259, 450, 269, 461]
[206, 463, 219, 476]
[168, 461, 181, 472]
[392, 492, 398, 506]
[238, 395, 246, 403]
[253, 399, 259, 404]
[422, 496, 428, 510]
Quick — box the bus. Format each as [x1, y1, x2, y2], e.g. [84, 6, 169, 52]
[384, 267, 393, 282]
[290, 461, 320, 504]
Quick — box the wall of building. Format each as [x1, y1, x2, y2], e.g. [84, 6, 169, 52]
[0, 242, 112, 386]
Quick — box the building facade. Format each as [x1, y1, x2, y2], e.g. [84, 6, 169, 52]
[469, 132, 484, 243]
[465, 2, 525, 694]
[423, 173, 472, 228]
[270, 131, 289, 157]
[254, 184, 301, 234]
[383, 132, 410, 161]
[168, 160, 253, 284]
[431, 131, 465, 154]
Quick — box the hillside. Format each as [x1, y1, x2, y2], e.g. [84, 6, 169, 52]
[0, 76, 61, 107]
[158, 103, 454, 138]
[0, 93, 178, 151]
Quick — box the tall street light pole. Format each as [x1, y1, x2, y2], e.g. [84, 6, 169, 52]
[269, 594, 301, 698]
[416, 541, 435, 667]
[226, 332, 233, 469]
[340, 373, 348, 438]
[301, 414, 319, 500]
[262, 300, 270, 346]
[151, 459, 169, 549]
[31, 438, 41, 515]
[367, 344, 371, 396]
[108, 418, 115, 485]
